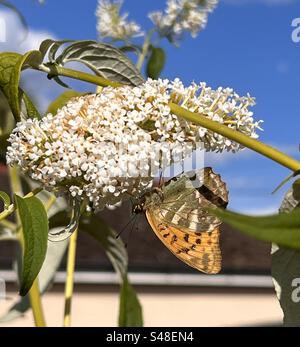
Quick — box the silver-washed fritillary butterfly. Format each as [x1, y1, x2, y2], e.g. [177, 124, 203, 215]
[132, 167, 229, 274]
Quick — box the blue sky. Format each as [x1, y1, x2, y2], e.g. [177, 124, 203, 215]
[1, 0, 300, 214]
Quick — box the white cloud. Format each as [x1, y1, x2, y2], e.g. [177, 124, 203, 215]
[0, 9, 62, 112]
[0, 9, 54, 53]
[224, 0, 295, 5]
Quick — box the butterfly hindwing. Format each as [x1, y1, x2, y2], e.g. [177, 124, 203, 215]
[146, 209, 222, 274]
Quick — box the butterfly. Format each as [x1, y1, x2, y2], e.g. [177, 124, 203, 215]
[132, 167, 229, 274]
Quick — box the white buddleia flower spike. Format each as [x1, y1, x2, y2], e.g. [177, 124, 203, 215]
[96, 0, 144, 41]
[6, 78, 262, 211]
[149, 0, 218, 45]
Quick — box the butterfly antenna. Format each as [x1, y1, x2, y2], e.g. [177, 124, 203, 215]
[158, 169, 163, 187]
[116, 214, 136, 239]
[125, 214, 138, 248]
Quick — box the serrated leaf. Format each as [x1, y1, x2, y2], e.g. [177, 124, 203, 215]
[55, 40, 144, 86]
[146, 46, 166, 79]
[272, 182, 300, 326]
[0, 191, 10, 208]
[214, 208, 300, 250]
[119, 276, 143, 327]
[14, 194, 49, 296]
[46, 90, 85, 115]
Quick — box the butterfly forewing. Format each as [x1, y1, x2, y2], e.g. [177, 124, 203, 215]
[158, 167, 228, 232]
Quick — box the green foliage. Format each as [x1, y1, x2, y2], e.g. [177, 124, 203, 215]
[0, 52, 41, 121]
[272, 181, 300, 326]
[0, 52, 21, 119]
[46, 90, 86, 115]
[10, 50, 42, 119]
[14, 194, 49, 296]
[0, 237, 68, 322]
[119, 45, 142, 54]
[50, 40, 145, 86]
[38, 39, 74, 61]
[0, 191, 10, 209]
[119, 276, 143, 327]
[79, 214, 128, 277]
[0, 192, 69, 322]
[50, 211, 143, 327]
[21, 90, 41, 120]
[146, 46, 166, 79]
[214, 208, 300, 250]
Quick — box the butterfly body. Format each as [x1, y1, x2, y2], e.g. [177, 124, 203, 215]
[132, 167, 229, 274]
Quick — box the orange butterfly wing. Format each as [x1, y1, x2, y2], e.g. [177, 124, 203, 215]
[146, 209, 221, 274]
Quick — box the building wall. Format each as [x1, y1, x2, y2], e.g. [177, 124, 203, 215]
[0, 285, 283, 327]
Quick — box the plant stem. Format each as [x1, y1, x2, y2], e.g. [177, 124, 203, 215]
[136, 30, 154, 71]
[34, 64, 300, 172]
[169, 103, 300, 172]
[0, 219, 16, 230]
[28, 278, 46, 327]
[63, 227, 78, 327]
[8, 166, 46, 327]
[37, 64, 122, 88]
[0, 187, 43, 222]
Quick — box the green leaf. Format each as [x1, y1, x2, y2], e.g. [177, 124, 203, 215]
[46, 90, 85, 115]
[0, 190, 10, 208]
[272, 182, 300, 326]
[0, 52, 21, 119]
[0, 51, 42, 120]
[0, 133, 9, 159]
[49, 212, 143, 326]
[10, 50, 42, 118]
[119, 276, 143, 327]
[79, 214, 128, 278]
[0, 191, 69, 322]
[55, 40, 145, 86]
[39, 39, 74, 61]
[119, 45, 142, 54]
[14, 194, 49, 296]
[81, 215, 143, 327]
[146, 46, 166, 79]
[214, 208, 300, 250]
[20, 89, 41, 120]
[0, 234, 68, 322]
